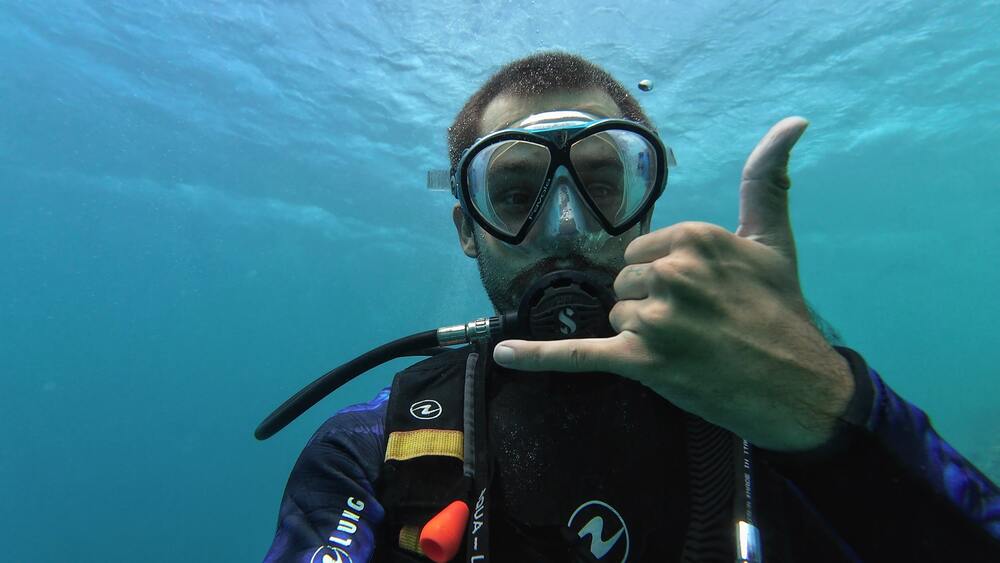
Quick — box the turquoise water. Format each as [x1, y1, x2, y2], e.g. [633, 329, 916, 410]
[2, 1, 999, 560]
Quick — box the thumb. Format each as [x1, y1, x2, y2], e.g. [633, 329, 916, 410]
[735, 116, 809, 259]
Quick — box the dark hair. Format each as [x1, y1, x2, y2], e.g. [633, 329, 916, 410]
[447, 51, 654, 171]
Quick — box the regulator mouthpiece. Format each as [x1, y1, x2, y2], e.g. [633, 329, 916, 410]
[508, 269, 616, 340]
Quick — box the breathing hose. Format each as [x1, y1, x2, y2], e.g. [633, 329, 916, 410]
[255, 331, 441, 440]
[254, 269, 615, 440]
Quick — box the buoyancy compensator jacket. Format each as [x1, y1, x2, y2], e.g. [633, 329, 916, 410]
[263, 334, 1000, 562]
[373, 342, 754, 562]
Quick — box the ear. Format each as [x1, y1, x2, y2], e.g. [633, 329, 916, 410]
[452, 204, 478, 258]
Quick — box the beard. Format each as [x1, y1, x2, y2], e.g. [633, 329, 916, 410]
[473, 234, 624, 315]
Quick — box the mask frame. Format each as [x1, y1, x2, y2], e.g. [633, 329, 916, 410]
[452, 118, 673, 245]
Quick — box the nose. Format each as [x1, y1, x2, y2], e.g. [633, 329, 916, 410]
[555, 184, 579, 236]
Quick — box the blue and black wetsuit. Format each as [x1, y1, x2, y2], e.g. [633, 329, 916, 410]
[263, 346, 1000, 562]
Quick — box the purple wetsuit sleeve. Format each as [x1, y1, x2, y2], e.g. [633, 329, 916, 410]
[762, 347, 1000, 560]
[263, 388, 390, 563]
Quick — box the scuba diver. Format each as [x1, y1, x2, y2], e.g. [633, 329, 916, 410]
[260, 52, 1000, 562]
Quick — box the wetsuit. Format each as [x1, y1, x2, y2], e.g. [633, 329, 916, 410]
[263, 346, 1000, 562]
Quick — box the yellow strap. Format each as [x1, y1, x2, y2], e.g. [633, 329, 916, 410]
[385, 429, 464, 462]
[398, 524, 425, 554]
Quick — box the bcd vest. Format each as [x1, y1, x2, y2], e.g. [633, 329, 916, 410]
[373, 344, 744, 562]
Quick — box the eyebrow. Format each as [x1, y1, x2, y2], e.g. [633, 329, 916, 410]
[575, 154, 625, 169]
[488, 154, 545, 175]
[487, 152, 624, 179]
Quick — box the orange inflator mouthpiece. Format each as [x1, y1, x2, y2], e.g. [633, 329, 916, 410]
[419, 500, 470, 562]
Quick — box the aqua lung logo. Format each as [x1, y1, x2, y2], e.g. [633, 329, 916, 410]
[568, 500, 630, 562]
[559, 307, 577, 335]
[410, 399, 442, 420]
[469, 486, 488, 562]
[310, 546, 352, 563]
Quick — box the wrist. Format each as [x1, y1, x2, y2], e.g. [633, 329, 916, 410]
[769, 346, 875, 461]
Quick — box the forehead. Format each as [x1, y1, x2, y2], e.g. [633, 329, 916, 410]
[479, 88, 622, 135]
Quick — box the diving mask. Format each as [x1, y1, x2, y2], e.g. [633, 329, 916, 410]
[450, 111, 676, 245]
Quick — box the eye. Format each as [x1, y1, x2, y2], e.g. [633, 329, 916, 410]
[495, 187, 534, 207]
[588, 183, 619, 200]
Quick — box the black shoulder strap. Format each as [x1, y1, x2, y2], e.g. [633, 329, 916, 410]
[465, 341, 493, 562]
[376, 346, 476, 561]
[680, 414, 738, 562]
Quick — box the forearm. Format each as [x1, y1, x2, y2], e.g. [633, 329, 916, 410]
[760, 347, 1000, 560]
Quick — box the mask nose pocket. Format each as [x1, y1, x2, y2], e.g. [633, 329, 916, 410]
[537, 168, 603, 240]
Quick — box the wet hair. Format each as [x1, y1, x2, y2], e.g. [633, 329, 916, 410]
[447, 51, 653, 171]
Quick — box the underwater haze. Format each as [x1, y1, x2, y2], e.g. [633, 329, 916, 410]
[2, 0, 999, 560]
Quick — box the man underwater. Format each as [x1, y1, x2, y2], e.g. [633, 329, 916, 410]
[263, 52, 1000, 562]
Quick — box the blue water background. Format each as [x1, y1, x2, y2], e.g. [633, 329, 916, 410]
[2, 1, 999, 560]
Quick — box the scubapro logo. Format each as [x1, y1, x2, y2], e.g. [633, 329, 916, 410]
[559, 307, 577, 335]
[310, 546, 352, 563]
[409, 399, 442, 420]
[568, 500, 630, 562]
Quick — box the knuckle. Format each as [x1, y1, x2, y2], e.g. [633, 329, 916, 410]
[651, 257, 677, 279]
[678, 222, 727, 252]
[650, 255, 709, 301]
[519, 347, 537, 366]
[613, 264, 642, 294]
[671, 254, 707, 280]
[651, 257, 699, 288]
[673, 222, 700, 247]
[568, 344, 586, 371]
[636, 300, 671, 331]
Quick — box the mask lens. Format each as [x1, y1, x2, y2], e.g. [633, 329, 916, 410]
[467, 140, 551, 237]
[570, 130, 659, 228]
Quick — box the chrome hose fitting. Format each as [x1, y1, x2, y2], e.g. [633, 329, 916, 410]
[436, 324, 469, 346]
[466, 317, 492, 342]
[436, 317, 501, 346]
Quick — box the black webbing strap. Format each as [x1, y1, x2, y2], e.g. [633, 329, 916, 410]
[464, 343, 492, 561]
[680, 415, 735, 562]
[732, 436, 763, 563]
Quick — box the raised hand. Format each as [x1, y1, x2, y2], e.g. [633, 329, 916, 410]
[492, 117, 855, 452]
